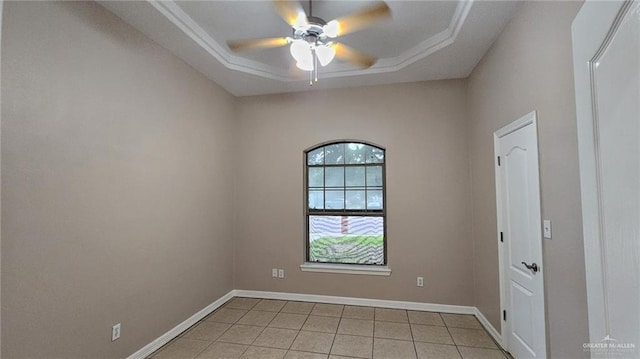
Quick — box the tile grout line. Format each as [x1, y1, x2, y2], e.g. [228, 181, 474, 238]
[409, 316, 419, 359]
[158, 297, 249, 359]
[224, 299, 254, 358]
[334, 316, 346, 357]
[286, 301, 316, 354]
[194, 318, 239, 359]
[246, 299, 291, 353]
[372, 309, 377, 358]
[325, 304, 344, 356]
[369, 317, 374, 359]
[441, 314, 465, 359]
[219, 298, 263, 355]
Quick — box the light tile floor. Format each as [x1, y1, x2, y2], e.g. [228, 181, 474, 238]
[148, 297, 511, 359]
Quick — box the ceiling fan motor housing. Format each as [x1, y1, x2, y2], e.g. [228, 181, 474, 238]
[292, 17, 330, 46]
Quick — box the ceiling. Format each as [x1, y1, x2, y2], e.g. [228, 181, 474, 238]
[100, 1, 521, 96]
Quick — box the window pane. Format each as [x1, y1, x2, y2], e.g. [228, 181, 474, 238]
[308, 190, 324, 210]
[308, 215, 384, 264]
[325, 143, 345, 164]
[325, 167, 344, 187]
[366, 147, 384, 163]
[346, 190, 365, 209]
[367, 190, 383, 209]
[307, 147, 324, 165]
[308, 167, 324, 188]
[325, 190, 344, 209]
[346, 143, 367, 164]
[345, 166, 365, 187]
[366, 166, 383, 186]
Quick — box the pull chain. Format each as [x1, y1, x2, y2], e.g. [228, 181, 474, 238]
[309, 51, 313, 85]
[314, 52, 318, 82]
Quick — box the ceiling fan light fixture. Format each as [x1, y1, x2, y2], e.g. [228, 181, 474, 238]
[296, 60, 314, 71]
[323, 20, 339, 38]
[290, 39, 312, 63]
[226, 0, 389, 82]
[315, 44, 336, 66]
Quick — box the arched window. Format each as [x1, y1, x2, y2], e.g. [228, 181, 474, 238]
[304, 141, 386, 265]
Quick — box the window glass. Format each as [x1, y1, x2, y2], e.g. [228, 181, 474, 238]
[309, 215, 384, 265]
[308, 147, 324, 165]
[305, 141, 386, 265]
[345, 166, 365, 187]
[308, 190, 324, 210]
[366, 147, 384, 163]
[325, 189, 345, 209]
[325, 143, 345, 164]
[308, 167, 324, 188]
[325, 167, 344, 187]
[346, 143, 367, 164]
[366, 190, 383, 210]
[346, 190, 366, 209]
[366, 166, 383, 186]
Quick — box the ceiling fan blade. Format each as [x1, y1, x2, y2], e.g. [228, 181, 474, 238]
[272, 0, 308, 28]
[329, 2, 390, 37]
[227, 37, 289, 52]
[333, 43, 376, 68]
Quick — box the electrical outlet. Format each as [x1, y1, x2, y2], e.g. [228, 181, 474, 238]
[278, 269, 285, 278]
[272, 268, 278, 277]
[112, 323, 121, 342]
[417, 277, 424, 287]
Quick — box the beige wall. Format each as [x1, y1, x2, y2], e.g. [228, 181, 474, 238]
[467, 1, 589, 357]
[1, 2, 236, 357]
[234, 81, 474, 305]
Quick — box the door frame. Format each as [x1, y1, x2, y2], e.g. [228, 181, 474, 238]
[493, 111, 547, 356]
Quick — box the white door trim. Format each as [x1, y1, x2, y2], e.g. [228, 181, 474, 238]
[572, 0, 636, 348]
[494, 111, 546, 356]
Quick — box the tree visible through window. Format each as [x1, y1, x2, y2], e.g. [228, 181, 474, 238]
[305, 141, 386, 265]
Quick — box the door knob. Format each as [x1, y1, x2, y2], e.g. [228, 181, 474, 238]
[521, 261, 539, 272]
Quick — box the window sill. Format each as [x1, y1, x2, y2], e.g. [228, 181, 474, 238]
[300, 263, 392, 276]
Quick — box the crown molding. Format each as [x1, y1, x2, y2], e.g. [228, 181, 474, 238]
[148, 0, 473, 81]
[149, 1, 291, 81]
[323, 0, 473, 78]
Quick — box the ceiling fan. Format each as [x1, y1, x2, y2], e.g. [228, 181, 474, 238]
[227, 0, 391, 84]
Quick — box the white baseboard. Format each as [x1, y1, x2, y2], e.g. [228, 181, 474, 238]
[126, 290, 235, 359]
[473, 307, 503, 348]
[233, 289, 476, 315]
[128, 289, 504, 358]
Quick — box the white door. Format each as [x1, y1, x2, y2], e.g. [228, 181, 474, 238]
[495, 112, 546, 358]
[573, 1, 640, 357]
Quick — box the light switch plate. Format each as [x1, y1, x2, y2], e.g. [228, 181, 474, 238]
[112, 323, 121, 342]
[543, 220, 552, 239]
